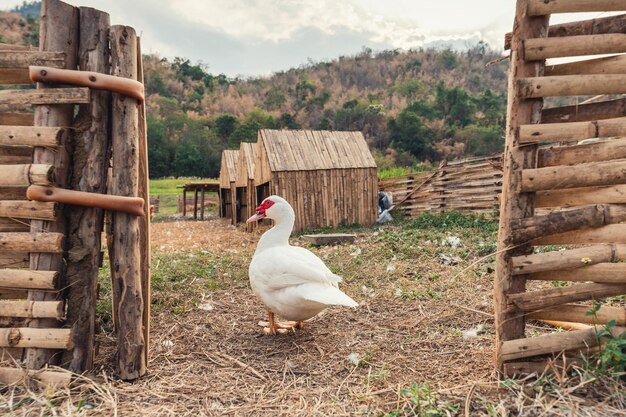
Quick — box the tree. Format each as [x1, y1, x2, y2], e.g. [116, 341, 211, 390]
[387, 110, 435, 160]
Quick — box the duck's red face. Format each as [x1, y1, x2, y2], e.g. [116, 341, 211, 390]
[246, 198, 275, 223]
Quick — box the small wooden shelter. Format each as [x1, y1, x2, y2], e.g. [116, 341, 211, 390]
[235, 142, 258, 230]
[255, 129, 377, 232]
[219, 150, 239, 223]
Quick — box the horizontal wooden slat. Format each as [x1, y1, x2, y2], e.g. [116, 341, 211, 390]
[541, 98, 626, 124]
[527, 303, 626, 326]
[0, 218, 29, 232]
[0, 126, 64, 147]
[521, 159, 626, 192]
[518, 75, 626, 98]
[501, 328, 598, 362]
[0, 289, 27, 299]
[0, 187, 27, 201]
[0, 44, 38, 52]
[508, 283, 626, 312]
[519, 117, 626, 144]
[0, 268, 57, 289]
[0, 51, 65, 69]
[0, 201, 56, 221]
[0, 232, 63, 253]
[538, 138, 626, 167]
[511, 244, 626, 275]
[528, 0, 626, 16]
[0, 253, 28, 268]
[525, 34, 626, 61]
[0, 68, 31, 85]
[0, 112, 33, 126]
[530, 263, 626, 283]
[0, 327, 72, 349]
[0, 145, 32, 164]
[0, 164, 54, 187]
[0, 300, 63, 319]
[534, 224, 626, 245]
[536, 185, 626, 208]
[0, 88, 90, 111]
[546, 54, 626, 77]
[0, 366, 71, 386]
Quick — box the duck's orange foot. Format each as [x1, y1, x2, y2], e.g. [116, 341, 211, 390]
[258, 312, 305, 335]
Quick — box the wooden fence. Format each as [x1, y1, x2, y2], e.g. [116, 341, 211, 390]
[495, 0, 626, 376]
[0, 0, 149, 382]
[378, 155, 502, 217]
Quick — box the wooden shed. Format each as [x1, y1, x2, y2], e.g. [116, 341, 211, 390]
[235, 142, 258, 230]
[255, 129, 378, 232]
[219, 150, 239, 222]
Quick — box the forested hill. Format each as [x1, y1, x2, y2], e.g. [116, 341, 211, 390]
[1, 4, 509, 178]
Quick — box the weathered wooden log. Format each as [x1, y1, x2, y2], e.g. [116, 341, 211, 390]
[518, 75, 626, 99]
[511, 204, 626, 243]
[541, 98, 626, 124]
[525, 34, 626, 61]
[503, 358, 583, 377]
[0, 112, 33, 126]
[512, 241, 576, 265]
[0, 88, 89, 111]
[0, 146, 32, 164]
[62, 5, 111, 374]
[536, 185, 626, 207]
[0, 288, 27, 299]
[495, 0, 548, 371]
[27, 186, 144, 216]
[0, 164, 54, 187]
[0, 269, 58, 289]
[0, 51, 65, 68]
[529, 263, 626, 283]
[508, 283, 626, 312]
[0, 232, 63, 253]
[0, 126, 65, 147]
[0, 328, 72, 349]
[521, 160, 626, 192]
[519, 117, 626, 144]
[136, 36, 151, 367]
[0, 187, 27, 200]
[537, 138, 626, 167]
[0, 218, 29, 232]
[528, 0, 626, 16]
[30, 66, 144, 103]
[500, 328, 598, 362]
[0, 366, 71, 386]
[0, 300, 63, 319]
[110, 25, 146, 381]
[0, 68, 31, 85]
[546, 54, 626, 76]
[535, 224, 626, 245]
[27, 0, 79, 370]
[527, 303, 626, 325]
[0, 253, 29, 268]
[0, 201, 56, 221]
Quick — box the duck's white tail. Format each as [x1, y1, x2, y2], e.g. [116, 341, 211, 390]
[300, 284, 358, 308]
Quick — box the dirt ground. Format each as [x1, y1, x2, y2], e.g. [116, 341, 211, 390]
[2, 216, 625, 416]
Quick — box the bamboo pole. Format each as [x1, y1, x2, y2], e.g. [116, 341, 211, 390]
[535, 224, 626, 245]
[541, 98, 626, 124]
[0, 269, 57, 289]
[61, 6, 112, 373]
[527, 303, 626, 325]
[0, 164, 54, 187]
[0, 300, 63, 319]
[0, 232, 63, 253]
[27, 0, 79, 370]
[0, 201, 56, 221]
[511, 244, 624, 275]
[0, 366, 71, 387]
[109, 25, 146, 381]
[525, 34, 626, 61]
[494, 0, 548, 372]
[528, 0, 626, 16]
[0, 126, 64, 147]
[519, 117, 626, 144]
[545, 54, 626, 76]
[521, 159, 626, 192]
[518, 75, 626, 99]
[529, 263, 626, 283]
[537, 138, 626, 168]
[508, 283, 626, 312]
[0, 328, 72, 349]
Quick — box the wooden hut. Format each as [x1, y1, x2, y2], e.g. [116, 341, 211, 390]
[235, 142, 258, 230]
[219, 150, 239, 222]
[255, 129, 377, 232]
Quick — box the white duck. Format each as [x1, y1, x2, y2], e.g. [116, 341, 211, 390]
[246, 196, 358, 335]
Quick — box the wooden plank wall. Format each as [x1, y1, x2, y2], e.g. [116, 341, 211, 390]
[379, 155, 503, 217]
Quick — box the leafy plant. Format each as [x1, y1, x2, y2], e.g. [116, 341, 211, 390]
[392, 383, 459, 416]
[586, 301, 626, 377]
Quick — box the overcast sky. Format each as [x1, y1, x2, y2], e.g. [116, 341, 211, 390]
[0, 1, 615, 76]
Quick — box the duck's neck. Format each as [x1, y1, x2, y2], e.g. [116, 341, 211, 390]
[255, 213, 294, 253]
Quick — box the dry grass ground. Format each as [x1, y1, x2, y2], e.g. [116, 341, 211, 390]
[1, 213, 625, 416]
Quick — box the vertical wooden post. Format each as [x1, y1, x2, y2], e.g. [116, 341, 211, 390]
[63, 6, 111, 372]
[200, 187, 205, 220]
[136, 37, 151, 368]
[494, 0, 549, 371]
[26, 0, 78, 370]
[183, 189, 187, 217]
[193, 188, 198, 220]
[109, 25, 145, 380]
